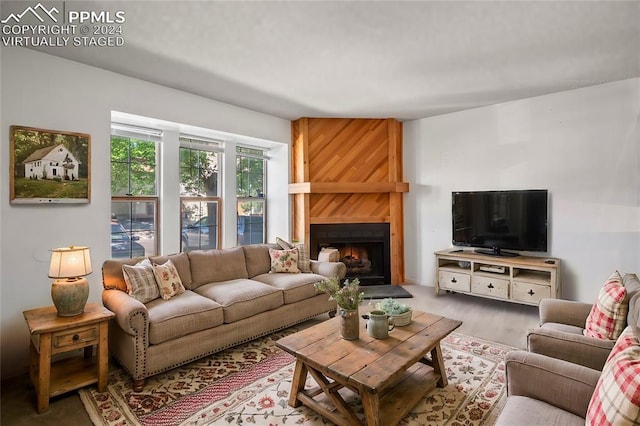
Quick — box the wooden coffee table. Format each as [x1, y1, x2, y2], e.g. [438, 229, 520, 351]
[276, 309, 462, 426]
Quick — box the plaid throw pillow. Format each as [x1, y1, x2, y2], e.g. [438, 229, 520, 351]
[276, 237, 311, 273]
[152, 259, 185, 300]
[586, 332, 640, 425]
[584, 271, 628, 340]
[122, 258, 159, 303]
[269, 248, 301, 273]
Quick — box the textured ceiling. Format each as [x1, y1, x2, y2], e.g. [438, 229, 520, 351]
[22, 1, 640, 121]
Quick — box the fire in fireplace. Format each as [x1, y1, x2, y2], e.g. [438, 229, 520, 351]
[310, 223, 391, 286]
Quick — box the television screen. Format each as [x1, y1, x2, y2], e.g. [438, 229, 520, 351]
[452, 190, 548, 255]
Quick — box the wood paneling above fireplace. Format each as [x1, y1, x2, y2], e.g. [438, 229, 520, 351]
[289, 118, 408, 284]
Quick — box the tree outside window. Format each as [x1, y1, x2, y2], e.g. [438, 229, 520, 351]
[236, 147, 265, 245]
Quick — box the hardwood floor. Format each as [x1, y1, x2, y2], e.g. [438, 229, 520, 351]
[0, 284, 539, 425]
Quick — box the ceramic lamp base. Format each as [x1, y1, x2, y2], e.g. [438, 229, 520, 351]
[51, 277, 89, 317]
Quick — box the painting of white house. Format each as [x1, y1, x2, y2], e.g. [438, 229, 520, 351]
[10, 126, 90, 203]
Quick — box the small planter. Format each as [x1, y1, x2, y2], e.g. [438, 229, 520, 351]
[339, 308, 360, 340]
[389, 309, 412, 327]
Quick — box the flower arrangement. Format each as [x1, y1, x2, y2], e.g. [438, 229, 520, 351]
[375, 298, 411, 315]
[315, 277, 364, 310]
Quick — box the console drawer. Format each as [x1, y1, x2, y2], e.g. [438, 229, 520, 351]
[512, 281, 551, 304]
[472, 275, 509, 299]
[439, 271, 471, 292]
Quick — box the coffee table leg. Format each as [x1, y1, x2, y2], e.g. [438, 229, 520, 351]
[361, 391, 382, 426]
[431, 342, 448, 387]
[289, 359, 308, 408]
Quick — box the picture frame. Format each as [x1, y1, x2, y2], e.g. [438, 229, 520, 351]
[10, 125, 91, 204]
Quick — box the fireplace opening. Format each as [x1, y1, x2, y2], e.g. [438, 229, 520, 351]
[310, 223, 390, 286]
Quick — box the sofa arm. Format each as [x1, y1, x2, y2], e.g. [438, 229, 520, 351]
[505, 350, 600, 418]
[102, 289, 149, 338]
[310, 260, 346, 279]
[527, 327, 614, 371]
[539, 298, 593, 328]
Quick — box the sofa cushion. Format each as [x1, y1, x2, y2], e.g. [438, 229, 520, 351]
[194, 279, 283, 323]
[122, 258, 159, 303]
[584, 271, 628, 340]
[496, 396, 584, 426]
[242, 244, 279, 278]
[146, 291, 224, 345]
[149, 252, 192, 289]
[586, 332, 640, 425]
[269, 248, 301, 273]
[253, 272, 325, 304]
[188, 247, 249, 289]
[152, 259, 186, 300]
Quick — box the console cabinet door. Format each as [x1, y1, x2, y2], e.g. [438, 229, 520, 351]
[512, 281, 551, 304]
[472, 276, 509, 299]
[439, 271, 471, 292]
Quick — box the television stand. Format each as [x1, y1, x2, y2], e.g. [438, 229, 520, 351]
[475, 247, 519, 257]
[435, 249, 561, 306]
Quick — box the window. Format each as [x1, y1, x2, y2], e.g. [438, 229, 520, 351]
[236, 146, 266, 245]
[110, 124, 161, 258]
[179, 137, 222, 251]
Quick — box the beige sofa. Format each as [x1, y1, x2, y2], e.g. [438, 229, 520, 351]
[102, 244, 345, 391]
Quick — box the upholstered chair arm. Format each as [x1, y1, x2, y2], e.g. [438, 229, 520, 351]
[102, 289, 149, 338]
[310, 260, 347, 279]
[527, 327, 614, 371]
[539, 298, 593, 327]
[505, 350, 600, 418]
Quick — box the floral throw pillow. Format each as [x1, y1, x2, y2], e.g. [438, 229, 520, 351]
[122, 258, 159, 303]
[584, 271, 628, 340]
[269, 248, 301, 273]
[152, 259, 186, 300]
[276, 237, 311, 273]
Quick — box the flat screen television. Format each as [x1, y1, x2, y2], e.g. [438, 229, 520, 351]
[452, 189, 548, 256]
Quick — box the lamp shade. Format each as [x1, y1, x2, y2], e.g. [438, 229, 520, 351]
[49, 246, 92, 279]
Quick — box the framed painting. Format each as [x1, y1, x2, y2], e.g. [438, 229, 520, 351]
[10, 125, 91, 204]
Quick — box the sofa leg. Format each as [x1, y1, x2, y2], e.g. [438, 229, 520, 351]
[328, 310, 337, 318]
[132, 379, 144, 392]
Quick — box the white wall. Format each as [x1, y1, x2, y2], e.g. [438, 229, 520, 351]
[0, 47, 292, 378]
[404, 78, 640, 303]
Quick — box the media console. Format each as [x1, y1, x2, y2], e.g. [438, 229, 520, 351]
[435, 249, 561, 306]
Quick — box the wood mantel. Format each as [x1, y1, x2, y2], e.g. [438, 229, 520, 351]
[290, 118, 408, 284]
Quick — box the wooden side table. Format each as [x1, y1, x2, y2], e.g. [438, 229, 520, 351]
[23, 303, 114, 413]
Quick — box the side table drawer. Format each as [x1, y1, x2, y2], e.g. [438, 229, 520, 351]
[52, 325, 98, 352]
[472, 275, 509, 299]
[439, 271, 471, 292]
[512, 281, 551, 305]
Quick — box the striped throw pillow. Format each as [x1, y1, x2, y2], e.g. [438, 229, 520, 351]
[584, 271, 628, 340]
[586, 332, 640, 425]
[122, 258, 159, 303]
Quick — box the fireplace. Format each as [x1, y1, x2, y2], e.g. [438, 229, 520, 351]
[310, 223, 391, 286]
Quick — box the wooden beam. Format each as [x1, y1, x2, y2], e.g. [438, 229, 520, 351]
[289, 182, 409, 194]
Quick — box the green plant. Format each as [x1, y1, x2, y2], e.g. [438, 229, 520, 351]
[375, 298, 411, 315]
[315, 277, 363, 310]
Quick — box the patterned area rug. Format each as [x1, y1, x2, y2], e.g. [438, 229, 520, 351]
[80, 328, 515, 426]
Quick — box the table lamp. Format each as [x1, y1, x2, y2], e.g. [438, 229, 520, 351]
[48, 246, 92, 317]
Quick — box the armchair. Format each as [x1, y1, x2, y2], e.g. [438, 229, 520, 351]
[527, 273, 640, 371]
[496, 350, 600, 425]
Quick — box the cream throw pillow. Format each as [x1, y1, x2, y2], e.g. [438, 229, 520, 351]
[152, 259, 186, 300]
[276, 237, 311, 273]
